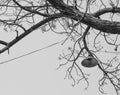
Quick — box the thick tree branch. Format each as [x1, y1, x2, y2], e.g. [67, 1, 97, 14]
[1, 0, 120, 55]
[72, 11, 120, 34]
[47, 0, 120, 34]
[46, 0, 67, 10]
[0, 13, 63, 54]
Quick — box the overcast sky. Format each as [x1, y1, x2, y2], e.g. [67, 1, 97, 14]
[0, 0, 118, 95]
[0, 27, 116, 95]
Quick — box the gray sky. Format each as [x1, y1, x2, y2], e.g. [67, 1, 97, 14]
[0, 0, 119, 95]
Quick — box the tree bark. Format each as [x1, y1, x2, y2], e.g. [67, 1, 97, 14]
[47, 0, 120, 34]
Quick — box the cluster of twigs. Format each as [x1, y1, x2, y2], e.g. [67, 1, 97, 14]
[0, 0, 120, 95]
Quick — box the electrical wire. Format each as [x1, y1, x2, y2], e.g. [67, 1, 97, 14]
[0, 40, 64, 64]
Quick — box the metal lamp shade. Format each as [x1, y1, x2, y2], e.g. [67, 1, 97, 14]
[81, 57, 98, 68]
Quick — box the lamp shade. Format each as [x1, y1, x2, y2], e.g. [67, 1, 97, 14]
[81, 57, 98, 68]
